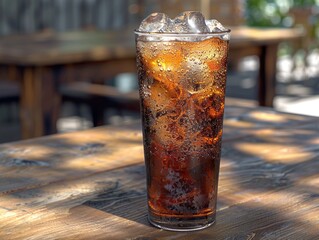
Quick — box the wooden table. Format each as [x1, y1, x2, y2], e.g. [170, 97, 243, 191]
[0, 105, 318, 239]
[0, 27, 303, 138]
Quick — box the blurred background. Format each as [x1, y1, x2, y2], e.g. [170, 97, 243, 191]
[0, 0, 318, 143]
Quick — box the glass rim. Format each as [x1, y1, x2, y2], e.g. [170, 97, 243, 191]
[134, 29, 231, 37]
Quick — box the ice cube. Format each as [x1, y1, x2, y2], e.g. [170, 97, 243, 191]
[188, 37, 228, 72]
[138, 13, 171, 32]
[171, 11, 210, 33]
[138, 41, 185, 97]
[138, 11, 228, 35]
[145, 81, 176, 115]
[153, 114, 185, 148]
[179, 38, 227, 94]
[181, 57, 213, 94]
[205, 19, 227, 32]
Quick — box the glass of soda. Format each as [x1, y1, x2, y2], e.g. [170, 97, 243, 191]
[135, 12, 230, 231]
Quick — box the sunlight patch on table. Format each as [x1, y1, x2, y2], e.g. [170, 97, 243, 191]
[224, 119, 256, 128]
[297, 175, 319, 191]
[251, 191, 319, 228]
[58, 145, 144, 170]
[235, 143, 314, 164]
[248, 111, 288, 123]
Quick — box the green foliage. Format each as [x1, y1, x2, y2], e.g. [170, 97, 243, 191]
[246, 0, 319, 52]
[246, 0, 318, 27]
[293, 0, 318, 6]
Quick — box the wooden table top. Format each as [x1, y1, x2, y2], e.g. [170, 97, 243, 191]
[0, 105, 318, 239]
[0, 26, 303, 66]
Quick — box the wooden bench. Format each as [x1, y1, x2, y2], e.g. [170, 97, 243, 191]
[60, 82, 140, 126]
[0, 80, 20, 122]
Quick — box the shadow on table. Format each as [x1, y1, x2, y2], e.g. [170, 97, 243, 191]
[81, 115, 319, 238]
[83, 163, 150, 227]
[78, 124, 319, 239]
[0, 107, 318, 239]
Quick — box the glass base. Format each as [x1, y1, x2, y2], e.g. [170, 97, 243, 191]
[148, 212, 216, 232]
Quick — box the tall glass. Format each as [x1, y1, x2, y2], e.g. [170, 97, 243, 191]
[135, 30, 230, 231]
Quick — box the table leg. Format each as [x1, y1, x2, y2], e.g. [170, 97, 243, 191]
[258, 44, 278, 107]
[20, 66, 60, 139]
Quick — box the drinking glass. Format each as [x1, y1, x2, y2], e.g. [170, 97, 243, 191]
[135, 29, 230, 231]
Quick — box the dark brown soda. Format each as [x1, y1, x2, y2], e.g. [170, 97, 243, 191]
[136, 37, 228, 224]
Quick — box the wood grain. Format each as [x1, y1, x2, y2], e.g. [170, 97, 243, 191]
[0, 109, 318, 239]
[0, 124, 143, 195]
